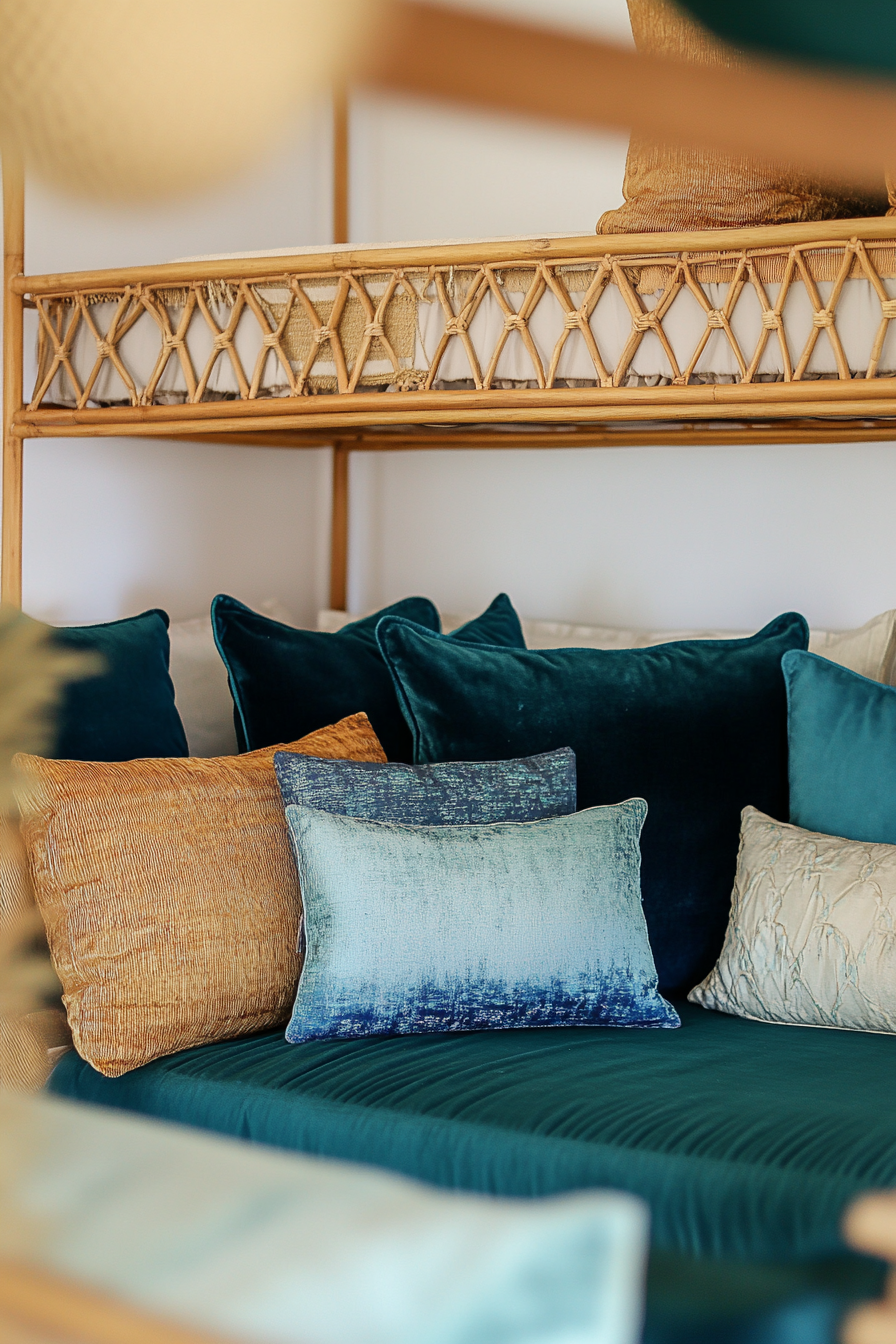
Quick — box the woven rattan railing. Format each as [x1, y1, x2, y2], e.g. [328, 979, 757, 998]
[23, 232, 896, 416]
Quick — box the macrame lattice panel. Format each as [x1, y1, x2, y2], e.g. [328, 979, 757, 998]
[28, 239, 896, 409]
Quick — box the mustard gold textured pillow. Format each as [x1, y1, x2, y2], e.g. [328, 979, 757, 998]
[16, 713, 386, 1078]
[597, 0, 885, 235]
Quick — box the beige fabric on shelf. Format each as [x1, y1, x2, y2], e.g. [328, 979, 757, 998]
[596, 0, 886, 241]
[16, 714, 386, 1078]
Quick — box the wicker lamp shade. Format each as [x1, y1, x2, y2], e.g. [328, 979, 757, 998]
[0, 0, 374, 201]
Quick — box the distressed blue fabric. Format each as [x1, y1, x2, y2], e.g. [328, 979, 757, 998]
[273, 748, 576, 825]
[784, 649, 896, 845]
[284, 800, 679, 1044]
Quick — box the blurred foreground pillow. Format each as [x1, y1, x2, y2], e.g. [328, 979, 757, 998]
[0, 1090, 648, 1344]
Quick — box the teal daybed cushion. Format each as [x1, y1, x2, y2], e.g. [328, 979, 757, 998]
[49, 1002, 896, 1265]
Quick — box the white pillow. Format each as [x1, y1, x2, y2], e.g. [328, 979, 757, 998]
[1, 1092, 648, 1344]
[317, 608, 896, 682]
[168, 600, 298, 757]
[171, 604, 896, 759]
[689, 806, 896, 1035]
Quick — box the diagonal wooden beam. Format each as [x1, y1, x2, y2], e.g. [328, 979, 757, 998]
[361, 0, 896, 193]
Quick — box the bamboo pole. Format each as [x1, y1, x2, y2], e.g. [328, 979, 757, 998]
[330, 442, 350, 610]
[16, 219, 896, 298]
[363, 0, 896, 194]
[16, 398, 896, 440]
[2, 153, 24, 608]
[18, 375, 896, 433]
[333, 88, 350, 247]
[0, 1259, 226, 1344]
[173, 419, 896, 450]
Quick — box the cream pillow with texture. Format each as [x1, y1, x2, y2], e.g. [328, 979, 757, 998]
[690, 807, 896, 1034]
[317, 609, 896, 683]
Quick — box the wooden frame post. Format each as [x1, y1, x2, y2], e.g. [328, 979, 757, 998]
[329, 442, 350, 611]
[1, 153, 24, 608]
[332, 87, 350, 246]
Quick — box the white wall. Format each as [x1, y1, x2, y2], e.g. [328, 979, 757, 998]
[7, 0, 896, 631]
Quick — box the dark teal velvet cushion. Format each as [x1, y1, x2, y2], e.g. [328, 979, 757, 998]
[213, 592, 525, 761]
[378, 613, 809, 992]
[784, 649, 896, 844]
[680, 0, 896, 76]
[51, 610, 187, 761]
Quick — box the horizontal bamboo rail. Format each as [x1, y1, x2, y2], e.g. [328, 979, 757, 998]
[162, 418, 896, 451]
[15, 220, 896, 298]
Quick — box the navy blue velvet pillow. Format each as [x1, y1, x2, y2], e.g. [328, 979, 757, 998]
[274, 748, 576, 825]
[213, 593, 525, 762]
[378, 612, 809, 993]
[51, 610, 187, 761]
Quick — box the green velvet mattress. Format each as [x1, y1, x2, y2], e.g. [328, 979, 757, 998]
[50, 1001, 896, 1267]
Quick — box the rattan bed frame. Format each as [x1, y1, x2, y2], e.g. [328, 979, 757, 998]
[6, 113, 896, 615]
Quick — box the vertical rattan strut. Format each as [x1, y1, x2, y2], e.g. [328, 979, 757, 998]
[1, 154, 24, 608]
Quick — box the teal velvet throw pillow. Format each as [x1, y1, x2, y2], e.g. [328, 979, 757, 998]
[784, 649, 896, 844]
[378, 613, 808, 993]
[51, 610, 187, 761]
[284, 800, 679, 1043]
[213, 593, 525, 762]
[274, 748, 576, 825]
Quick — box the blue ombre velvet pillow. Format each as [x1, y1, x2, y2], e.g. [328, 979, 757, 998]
[377, 612, 808, 993]
[213, 592, 525, 763]
[284, 799, 679, 1043]
[273, 748, 576, 825]
[784, 648, 896, 844]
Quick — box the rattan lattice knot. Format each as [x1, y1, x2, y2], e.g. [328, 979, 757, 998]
[503, 313, 527, 333]
[881, 299, 896, 319]
[761, 311, 782, 331]
[363, 322, 385, 340]
[812, 309, 835, 329]
[313, 326, 336, 345]
[706, 310, 726, 329]
[632, 312, 658, 332]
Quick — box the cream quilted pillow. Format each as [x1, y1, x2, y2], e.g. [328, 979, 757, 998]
[690, 807, 896, 1034]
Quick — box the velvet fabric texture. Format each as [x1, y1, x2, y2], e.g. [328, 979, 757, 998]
[274, 748, 576, 824]
[17, 714, 386, 1077]
[784, 649, 896, 845]
[213, 593, 525, 762]
[691, 807, 896, 1034]
[52, 610, 187, 761]
[50, 1000, 896, 1264]
[284, 800, 678, 1043]
[378, 613, 808, 993]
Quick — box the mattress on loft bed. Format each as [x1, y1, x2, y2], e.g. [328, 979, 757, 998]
[33, 234, 896, 407]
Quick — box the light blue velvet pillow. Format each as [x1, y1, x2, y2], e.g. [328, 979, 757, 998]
[784, 648, 896, 844]
[284, 800, 679, 1043]
[273, 748, 576, 825]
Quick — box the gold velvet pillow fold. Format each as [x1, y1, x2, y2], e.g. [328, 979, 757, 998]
[597, 0, 885, 236]
[16, 713, 386, 1078]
